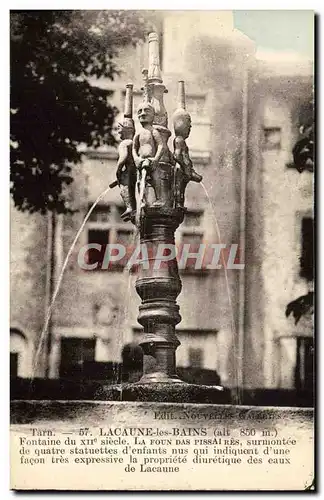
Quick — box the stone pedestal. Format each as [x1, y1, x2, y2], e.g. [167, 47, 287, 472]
[96, 382, 228, 403]
[136, 206, 183, 383]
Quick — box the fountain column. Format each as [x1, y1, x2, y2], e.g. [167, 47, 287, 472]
[136, 207, 184, 383]
[103, 31, 225, 400]
[135, 33, 184, 383]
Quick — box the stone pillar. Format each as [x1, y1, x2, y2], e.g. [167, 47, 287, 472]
[136, 207, 184, 382]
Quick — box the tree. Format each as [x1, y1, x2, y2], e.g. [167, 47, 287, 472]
[291, 122, 314, 173]
[286, 291, 314, 325]
[10, 10, 151, 213]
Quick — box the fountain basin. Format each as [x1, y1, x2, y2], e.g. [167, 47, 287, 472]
[95, 381, 228, 403]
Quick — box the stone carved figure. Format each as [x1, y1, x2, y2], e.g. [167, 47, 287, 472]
[133, 70, 172, 208]
[114, 84, 136, 221]
[172, 81, 202, 207]
[132, 70, 164, 173]
[116, 119, 136, 220]
[132, 103, 164, 172]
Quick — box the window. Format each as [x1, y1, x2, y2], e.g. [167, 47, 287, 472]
[177, 210, 205, 272]
[89, 205, 112, 222]
[295, 337, 314, 392]
[60, 338, 96, 379]
[186, 95, 207, 118]
[121, 342, 143, 382]
[86, 204, 134, 271]
[181, 232, 204, 245]
[300, 217, 314, 282]
[116, 229, 133, 247]
[263, 126, 282, 150]
[88, 229, 110, 266]
[10, 328, 27, 378]
[188, 347, 203, 369]
[10, 352, 18, 378]
[183, 211, 202, 227]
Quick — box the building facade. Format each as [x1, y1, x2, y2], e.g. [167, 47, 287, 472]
[10, 12, 314, 391]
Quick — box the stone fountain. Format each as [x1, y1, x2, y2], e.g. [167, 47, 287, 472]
[102, 32, 226, 403]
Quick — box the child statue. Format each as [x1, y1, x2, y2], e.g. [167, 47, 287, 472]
[132, 103, 164, 173]
[132, 69, 164, 173]
[114, 84, 136, 221]
[116, 118, 136, 220]
[172, 81, 202, 207]
[133, 69, 174, 208]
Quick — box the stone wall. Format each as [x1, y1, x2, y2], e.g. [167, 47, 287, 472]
[10, 203, 48, 376]
[244, 61, 313, 389]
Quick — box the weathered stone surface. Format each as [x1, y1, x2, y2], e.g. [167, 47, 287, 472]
[95, 382, 227, 403]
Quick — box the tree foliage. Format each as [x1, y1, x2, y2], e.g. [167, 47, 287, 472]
[10, 10, 150, 213]
[292, 123, 314, 173]
[286, 291, 314, 325]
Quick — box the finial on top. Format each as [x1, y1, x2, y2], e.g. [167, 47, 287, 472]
[121, 83, 135, 131]
[172, 80, 191, 137]
[177, 81, 186, 110]
[148, 32, 159, 43]
[141, 68, 152, 104]
[124, 83, 133, 118]
[148, 32, 162, 83]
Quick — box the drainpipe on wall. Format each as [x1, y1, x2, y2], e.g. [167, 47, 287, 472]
[237, 66, 249, 394]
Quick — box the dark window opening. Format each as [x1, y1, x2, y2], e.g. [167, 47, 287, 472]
[60, 338, 96, 379]
[183, 211, 203, 227]
[263, 126, 282, 150]
[295, 337, 314, 392]
[116, 229, 133, 245]
[300, 217, 314, 281]
[179, 210, 205, 273]
[87, 229, 109, 267]
[188, 347, 203, 369]
[181, 232, 203, 245]
[113, 229, 133, 270]
[121, 343, 143, 382]
[10, 352, 18, 378]
[115, 205, 127, 223]
[88, 204, 112, 223]
[180, 232, 204, 272]
[86, 204, 134, 272]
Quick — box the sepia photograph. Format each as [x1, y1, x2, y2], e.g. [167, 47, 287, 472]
[9, 9, 314, 491]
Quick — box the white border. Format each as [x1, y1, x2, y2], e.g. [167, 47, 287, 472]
[3, 5, 320, 499]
